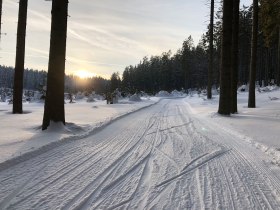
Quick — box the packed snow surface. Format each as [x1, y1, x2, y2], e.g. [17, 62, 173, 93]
[1, 88, 280, 209]
[0, 97, 158, 163]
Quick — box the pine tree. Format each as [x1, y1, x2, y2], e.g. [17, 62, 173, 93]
[259, 0, 280, 85]
[42, 0, 69, 130]
[207, 0, 214, 99]
[248, 0, 259, 108]
[0, 0, 2, 41]
[13, 0, 28, 114]
[218, 0, 234, 115]
[231, 0, 240, 113]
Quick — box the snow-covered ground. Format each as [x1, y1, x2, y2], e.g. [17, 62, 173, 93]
[0, 97, 159, 164]
[186, 86, 280, 165]
[1, 88, 280, 209]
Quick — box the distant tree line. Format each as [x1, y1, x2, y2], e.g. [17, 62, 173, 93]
[0, 65, 109, 94]
[111, 36, 208, 94]
[109, 2, 280, 99]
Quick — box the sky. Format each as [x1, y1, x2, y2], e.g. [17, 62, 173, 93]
[0, 0, 251, 79]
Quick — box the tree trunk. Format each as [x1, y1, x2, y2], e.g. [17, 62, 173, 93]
[230, 0, 240, 113]
[0, 0, 2, 41]
[207, 0, 214, 99]
[218, 0, 234, 115]
[248, 0, 258, 108]
[277, 26, 280, 86]
[13, 0, 28, 114]
[42, 0, 68, 130]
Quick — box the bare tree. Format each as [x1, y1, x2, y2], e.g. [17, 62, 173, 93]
[13, 0, 28, 114]
[42, 0, 69, 130]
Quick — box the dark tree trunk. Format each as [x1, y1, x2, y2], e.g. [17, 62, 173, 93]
[207, 0, 214, 99]
[0, 0, 2, 41]
[248, 0, 258, 108]
[42, 0, 68, 130]
[277, 26, 280, 86]
[13, 0, 28, 114]
[218, 0, 234, 115]
[230, 0, 240, 113]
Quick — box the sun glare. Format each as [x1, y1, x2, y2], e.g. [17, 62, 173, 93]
[75, 70, 95, 79]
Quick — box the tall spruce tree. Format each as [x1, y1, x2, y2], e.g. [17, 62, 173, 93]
[13, 0, 28, 114]
[248, 0, 259, 108]
[207, 0, 214, 99]
[42, 0, 69, 130]
[230, 0, 240, 113]
[218, 0, 234, 115]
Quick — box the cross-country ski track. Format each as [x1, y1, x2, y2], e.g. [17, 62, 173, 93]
[1, 98, 280, 209]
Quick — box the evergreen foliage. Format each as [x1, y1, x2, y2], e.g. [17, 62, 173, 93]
[121, 36, 208, 94]
[0, 65, 109, 94]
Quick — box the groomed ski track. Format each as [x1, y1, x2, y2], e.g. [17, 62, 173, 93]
[1, 98, 280, 209]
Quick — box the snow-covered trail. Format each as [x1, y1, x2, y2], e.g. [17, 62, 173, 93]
[1, 98, 280, 210]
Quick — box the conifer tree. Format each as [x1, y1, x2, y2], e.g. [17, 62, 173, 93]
[218, 0, 234, 115]
[248, 0, 259, 108]
[13, 0, 28, 114]
[42, 0, 69, 130]
[207, 0, 214, 99]
[0, 0, 2, 41]
[231, 0, 240, 113]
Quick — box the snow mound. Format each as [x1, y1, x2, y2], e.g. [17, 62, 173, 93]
[170, 90, 184, 97]
[156, 90, 170, 97]
[129, 94, 142, 102]
[258, 85, 279, 93]
[87, 95, 96, 102]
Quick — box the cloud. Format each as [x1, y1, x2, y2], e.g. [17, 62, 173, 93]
[1, 0, 219, 78]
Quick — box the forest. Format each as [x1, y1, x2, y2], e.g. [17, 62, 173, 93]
[111, 2, 279, 95]
[0, 65, 109, 94]
[0, 0, 279, 129]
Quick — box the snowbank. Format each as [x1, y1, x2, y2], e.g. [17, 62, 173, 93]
[0, 97, 159, 164]
[185, 86, 280, 166]
[129, 94, 142, 102]
[156, 91, 170, 97]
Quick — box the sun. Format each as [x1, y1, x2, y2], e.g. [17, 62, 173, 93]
[75, 70, 96, 79]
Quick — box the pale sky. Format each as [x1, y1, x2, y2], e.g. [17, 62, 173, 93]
[0, 0, 251, 79]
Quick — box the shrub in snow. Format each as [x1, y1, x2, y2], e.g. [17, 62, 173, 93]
[75, 92, 84, 100]
[171, 90, 184, 97]
[212, 88, 219, 96]
[156, 91, 170, 97]
[90, 91, 104, 100]
[258, 85, 279, 93]
[87, 94, 96, 102]
[129, 94, 142, 102]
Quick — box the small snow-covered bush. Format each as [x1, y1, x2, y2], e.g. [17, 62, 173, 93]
[87, 94, 96, 102]
[129, 94, 142, 102]
[156, 90, 170, 97]
[75, 92, 85, 100]
[171, 90, 184, 97]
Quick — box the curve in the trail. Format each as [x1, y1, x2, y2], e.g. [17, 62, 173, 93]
[1, 98, 280, 210]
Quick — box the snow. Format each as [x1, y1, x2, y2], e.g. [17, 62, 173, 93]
[129, 94, 142, 102]
[1, 88, 280, 209]
[185, 86, 280, 165]
[156, 90, 170, 97]
[0, 97, 159, 164]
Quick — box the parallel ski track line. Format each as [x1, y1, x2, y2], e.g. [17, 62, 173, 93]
[2, 99, 280, 209]
[61, 108, 164, 210]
